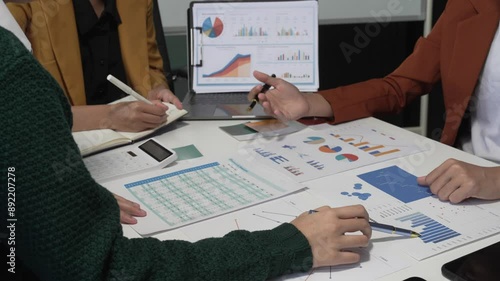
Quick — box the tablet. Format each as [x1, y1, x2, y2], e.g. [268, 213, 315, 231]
[441, 241, 500, 281]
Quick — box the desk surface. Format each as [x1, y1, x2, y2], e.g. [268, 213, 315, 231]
[121, 117, 499, 281]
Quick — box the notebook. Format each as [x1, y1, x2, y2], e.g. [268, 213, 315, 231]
[73, 96, 188, 156]
[182, 0, 319, 120]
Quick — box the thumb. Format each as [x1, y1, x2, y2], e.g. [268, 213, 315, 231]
[417, 176, 428, 186]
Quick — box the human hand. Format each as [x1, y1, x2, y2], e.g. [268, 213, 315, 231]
[248, 70, 310, 121]
[417, 158, 500, 203]
[113, 193, 147, 224]
[291, 205, 371, 268]
[108, 101, 167, 132]
[148, 86, 183, 110]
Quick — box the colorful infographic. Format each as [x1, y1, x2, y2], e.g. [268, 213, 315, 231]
[243, 122, 426, 182]
[304, 164, 500, 262]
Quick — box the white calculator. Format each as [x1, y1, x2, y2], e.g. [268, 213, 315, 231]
[83, 138, 177, 183]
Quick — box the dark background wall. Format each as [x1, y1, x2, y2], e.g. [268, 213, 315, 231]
[427, 0, 448, 140]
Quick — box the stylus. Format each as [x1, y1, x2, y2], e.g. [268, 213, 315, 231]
[107, 74, 153, 105]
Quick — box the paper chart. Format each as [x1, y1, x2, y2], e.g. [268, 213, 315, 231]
[103, 156, 305, 235]
[242, 123, 427, 182]
[307, 164, 500, 261]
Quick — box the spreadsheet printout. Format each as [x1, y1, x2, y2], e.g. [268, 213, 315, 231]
[104, 156, 305, 235]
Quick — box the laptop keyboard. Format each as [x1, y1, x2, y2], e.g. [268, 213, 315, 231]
[190, 93, 249, 105]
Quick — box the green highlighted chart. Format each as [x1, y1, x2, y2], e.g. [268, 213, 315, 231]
[111, 158, 303, 235]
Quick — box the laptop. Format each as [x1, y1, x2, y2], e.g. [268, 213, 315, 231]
[182, 0, 319, 120]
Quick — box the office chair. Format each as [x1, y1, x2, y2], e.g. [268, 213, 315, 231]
[152, 0, 187, 93]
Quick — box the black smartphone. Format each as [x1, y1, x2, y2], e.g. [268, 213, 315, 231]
[441, 241, 500, 281]
[403, 277, 426, 281]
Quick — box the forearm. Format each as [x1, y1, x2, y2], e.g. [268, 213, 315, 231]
[306, 93, 334, 118]
[71, 105, 113, 132]
[107, 224, 312, 281]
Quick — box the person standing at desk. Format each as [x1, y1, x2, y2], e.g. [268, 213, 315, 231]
[7, 0, 183, 132]
[249, 0, 500, 204]
[0, 2, 372, 279]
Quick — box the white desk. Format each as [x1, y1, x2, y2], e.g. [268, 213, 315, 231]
[121, 117, 499, 281]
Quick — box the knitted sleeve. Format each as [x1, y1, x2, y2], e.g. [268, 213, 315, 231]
[0, 27, 312, 281]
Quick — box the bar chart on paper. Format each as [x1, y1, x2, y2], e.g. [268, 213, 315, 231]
[244, 122, 427, 182]
[104, 157, 304, 235]
[397, 212, 460, 243]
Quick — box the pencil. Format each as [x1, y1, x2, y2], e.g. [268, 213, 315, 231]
[107, 74, 153, 105]
[247, 74, 275, 112]
[307, 210, 420, 238]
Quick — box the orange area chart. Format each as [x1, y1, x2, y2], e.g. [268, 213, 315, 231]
[203, 54, 252, 78]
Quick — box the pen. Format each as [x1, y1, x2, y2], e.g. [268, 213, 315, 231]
[370, 221, 421, 238]
[247, 74, 275, 112]
[107, 74, 153, 105]
[307, 210, 421, 238]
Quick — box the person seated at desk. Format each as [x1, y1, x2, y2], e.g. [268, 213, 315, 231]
[249, 0, 500, 204]
[1, 2, 372, 279]
[7, 0, 182, 132]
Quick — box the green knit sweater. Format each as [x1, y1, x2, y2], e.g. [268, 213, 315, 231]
[0, 27, 312, 281]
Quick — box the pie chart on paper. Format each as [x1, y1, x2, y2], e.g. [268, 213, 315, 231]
[202, 17, 224, 38]
[319, 145, 342, 153]
[335, 154, 359, 162]
[303, 136, 325, 144]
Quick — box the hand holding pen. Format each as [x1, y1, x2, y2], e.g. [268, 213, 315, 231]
[247, 74, 275, 112]
[105, 74, 169, 132]
[308, 210, 420, 238]
[291, 205, 371, 268]
[249, 70, 311, 121]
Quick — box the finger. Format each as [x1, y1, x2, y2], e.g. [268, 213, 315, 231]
[114, 194, 147, 216]
[135, 111, 169, 126]
[119, 201, 147, 217]
[253, 70, 279, 87]
[424, 159, 457, 185]
[172, 98, 183, 110]
[444, 176, 473, 203]
[334, 205, 369, 220]
[120, 211, 138, 225]
[331, 251, 362, 266]
[139, 103, 169, 116]
[448, 185, 472, 204]
[339, 218, 371, 236]
[435, 177, 462, 201]
[151, 100, 169, 110]
[338, 234, 371, 249]
[417, 176, 428, 186]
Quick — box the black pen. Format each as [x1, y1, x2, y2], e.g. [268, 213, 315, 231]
[247, 74, 275, 112]
[308, 210, 421, 238]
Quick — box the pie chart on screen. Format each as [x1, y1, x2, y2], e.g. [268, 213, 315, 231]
[202, 17, 224, 38]
[303, 137, 325, 144]
[335, 154, 359, 162]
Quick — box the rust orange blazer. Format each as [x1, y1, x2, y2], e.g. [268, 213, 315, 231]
[8, 0, 168, 106]
[320, 0, 500, 146]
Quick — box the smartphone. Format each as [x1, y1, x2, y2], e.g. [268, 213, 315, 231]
[441, 241, 500, 281]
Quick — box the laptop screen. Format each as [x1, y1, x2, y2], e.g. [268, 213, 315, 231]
[188, 0, 319, 94]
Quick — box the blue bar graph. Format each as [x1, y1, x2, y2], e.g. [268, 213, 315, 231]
[396, 212, 461, 243]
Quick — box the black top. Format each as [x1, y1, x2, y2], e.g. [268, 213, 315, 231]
[73, 0, 128, 105]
